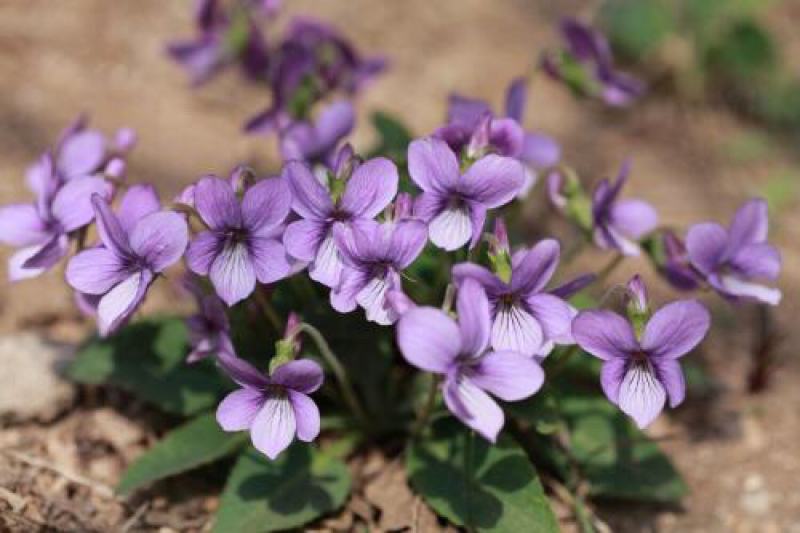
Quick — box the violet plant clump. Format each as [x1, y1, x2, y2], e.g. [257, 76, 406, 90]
[1, 7, 787, 531]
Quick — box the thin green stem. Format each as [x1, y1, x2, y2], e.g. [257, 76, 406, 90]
[409, 376, 439, 440]
[254, 289, 282, 333]
[596, 253, 624, 283]
[297, 323, 368, 426]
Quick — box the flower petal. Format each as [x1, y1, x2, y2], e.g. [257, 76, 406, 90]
[448, 94, 492, 128]
[251, 394, 296, 460]
[66, 247, 128, 295]
[284, 161, 333, 220]
[117, 185, 160, 233]
[288, 390, 320, 442]
[340, 157, 399, 218]
[356, 270, 399, 325]
[209, 242, 256, 306]
[52, 177, 112, 232]
[242, 177, 292, 234]
[217, 388, 264, 431]
[407, 138, 460, 193]
[652, 358, 686, 408]
[129, 211, 189, 272]
[428, 203, 472, 251]
[388, 220, 428, 268]
[92, 194, 131, 256]
[0, 205, 47, 246]
[397, 307, 461, 373]
[686, 222, 728, 275]
[217, 353, 269, 388]
[460, 155, 524, 208]
[271, 359, 324, 394]
[58, 129, 104, 178]
[457, 278, 492, 357]
[504, 77, 527, 122]
[452, 262, 506, 295]
[728, 243, 781, 280]
[726, 199, 768, 254]
[469, 350, 544, 401]
[572, 309, 638, 360]
[194, 176, 241, 231]
[8, 244, 50, 281]
[309, 232, 344, 287]
[617, 361, 667, 429]
[610, 199, 659, 240]
[642, 300, 710, 359]
[717, 275, 782, 306]
[491, 303, 543, 356]
[520, 132, 560, 168]
[600, 357, 628, 404]
[98, 270, 152, 336]
[249, 237, 291, 284]
[526, 293, 576, 344]
[283, 219, 327, 262]
[443, 373, 504, 443]
[510, 239, 560, 295]
[186, 231, 222, 275]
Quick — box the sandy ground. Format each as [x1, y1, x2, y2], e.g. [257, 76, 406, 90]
[1, 1, 799, 531]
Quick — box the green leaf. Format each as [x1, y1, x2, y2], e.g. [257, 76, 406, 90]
[506, 390, 561, 435]
[367, 111, 413, 166]
[600, 0, 674, 59]
[407, 420, 558, 532]
[117, 412, 247, 496]
[558, 392, 688, 502]
[69, 318, 229, 415]
[213, 445, 351, 533]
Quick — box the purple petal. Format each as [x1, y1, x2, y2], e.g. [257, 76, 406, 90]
[21, 234, 68, 270]
[725, 199, 768, 255]
[271, 359, 324, 394]
[652, 358, 686, 408]
[510, 239, 560, 295]
[329, 266, 368, 313]
[283, 219, 327, 262]
[460, 155, 524, 208]
[0, 205, 48, 246]
[407, 138, 460, 193]
[217, 388, 264, 431]
[309, 233, 345, 287]
[443, 373, 504, 443]
[600, 357, 627, 404]
[504, 77, 528, 122]
[469, 350, 544, 401]
[447, 94, 492, 128]
[288, 390, 320, 442]
[52, 177, 112, 232]
[340, 157, 399, 218]
[520, 133, 560, 169]
[729, 243, 781, 280]
[354, 269, 399, 325]
[186, 231, 223, 275]
[386, 289, 415, 316]
[457, 278, 491, 357]
[251, 394, 296, 460]
[397, 307, 461, 373]
[117, 185, 160, 233]
[491, 303, 543, 355]
[468, 203, 487, 249]
[572, 309, 638, 360]
[92, 194, 131, 256]
[549, 273, 596, 299]
[428, 203, 472, 251]
[209, 242, 256, 306]
[617, 361, 666, 429]
[284, 161, 334, 220]
[249, 237, 291, 284]
[526, 293, 576, 344]
[388, 220, 428, 268]
[242, 177, 292, 234]
[129, 211, 189, 272]
[217, 353, 269, 389]
[610, 199, 659, 240]
[194, 177, 241, 231]
[486, 119, 525, 157]
[310, 100, 355, 158]
[642, 300, 710, 359]
[8, 245, 48, 281]
[97, 270, 153, 336]
[452, 263, 506, 295]
[58, 129, 104, 178]
[66, 247, 127, 295]
[716, 275, 782, 305]
[686, 222, 728, 275]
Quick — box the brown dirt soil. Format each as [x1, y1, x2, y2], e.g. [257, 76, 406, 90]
[1, 1, 799, 532]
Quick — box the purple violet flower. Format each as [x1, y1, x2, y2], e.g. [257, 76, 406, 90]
[184, 277, 234, 363]
[216, 355, 323, 459]
[0, 155, 112, 281]
[66, 189, 188, 336]
[397, 278, 545, 442]
[453, 239, 577, 358]
[541, 19, 644, 107]
[186, 175, 293, 306]
[658, 229, 701, 291]
[282, 156, 399, 288]
[436, 78, 560, 198]
[279, 100, 355, 164]
[592, 160, 658, 256]
[572, 278, 710, 429]
[686, 199, 781, 305]
[331, 219, 428, 325]
[408, 137, 525, 251]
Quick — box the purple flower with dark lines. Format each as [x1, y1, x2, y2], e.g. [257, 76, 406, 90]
[184, 277, 234, 363]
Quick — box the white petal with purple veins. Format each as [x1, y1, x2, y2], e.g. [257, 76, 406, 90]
[428, 204, 472, 251]
[617, 360, 666, 429]
[491, 303, 543, 356]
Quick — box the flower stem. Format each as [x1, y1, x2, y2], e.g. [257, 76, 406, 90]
[409, 376, 439, 440]
[254, 288, 282, 333]
[596, 253, 624, 283]
[297, 323, 368, 426]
